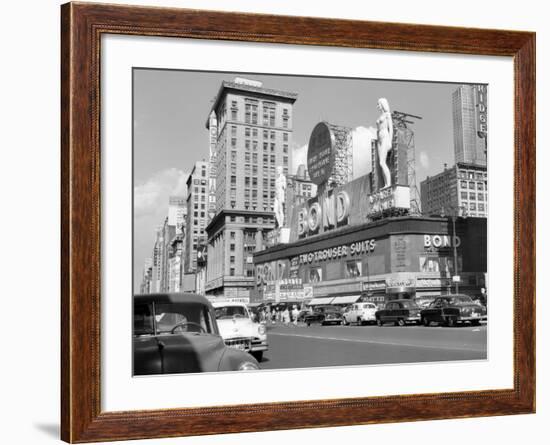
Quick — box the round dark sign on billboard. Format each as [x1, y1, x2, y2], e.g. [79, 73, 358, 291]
[307, 122, 335, 186]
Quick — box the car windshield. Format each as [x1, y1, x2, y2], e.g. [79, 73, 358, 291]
[215, 305, 249, 320]
[401, 301, 419, 309]
[134, 302, 215, 336]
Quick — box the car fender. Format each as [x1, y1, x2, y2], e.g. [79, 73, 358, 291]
[218, 347, 260, 372]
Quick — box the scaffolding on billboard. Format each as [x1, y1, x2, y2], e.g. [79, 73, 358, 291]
[391, 110, 422, 215]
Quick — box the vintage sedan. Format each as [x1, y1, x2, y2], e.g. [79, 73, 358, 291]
[375, 299, 421, 326]
[342, 302, 378, 325]
[133, 293, 260, 375]
[420, 294, 487, 327]
[303, 305, 343, 326]
[213, 302, 268, 362]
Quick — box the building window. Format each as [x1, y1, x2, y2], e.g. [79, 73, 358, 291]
[263, 129, 268, 139]
[309, 267, 322, 283]
[230, 231, 235, 239]
[468, 181, 475, 189]
[283, 117, 289, 128]
[478, 193, 484, 201]
[229, 267, 235, 276]
[231, 175, 236, 185]
[461, 191, 468, 200]
[230, 256, 235, 263]
[477, 182, 484, 190]
[469, 192, 476, 200]
[345, 261, 362, 278]
[283, 132, 289, 142]
[283, 144, 288, 153]
[252, 128, 258, 138]
[230, 244, 235, 251]
[460, 180, 467, 189]
[245, 127, 250, 137]
[283, 156, 288, 165]
[231, 126, 237, 136]
[270, 143, 275, 152]
[231, 151, 237, 161]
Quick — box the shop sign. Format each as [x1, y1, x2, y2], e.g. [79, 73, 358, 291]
[386, 278, 415, 289]
[362, 280, 386, 291]
[298, 238, 375, 265]
[424, 234, 461, 249]
[367, 185, 410, 217]
[416, 278, 451, 288]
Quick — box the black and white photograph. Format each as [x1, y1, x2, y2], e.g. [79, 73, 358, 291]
[133, 69, 488, 375]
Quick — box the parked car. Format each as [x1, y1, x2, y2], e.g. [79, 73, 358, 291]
[342, 302, 378, 325]
[213, 302, 268, 362]
[133, 293, 260, 375]
[375, 299, 421, 326]
[303, 305, 343, 326]
[420, 294, 487, 327]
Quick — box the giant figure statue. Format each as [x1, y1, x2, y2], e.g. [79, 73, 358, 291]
[376, 97, 393, 188]
[274, 166, 286, 228]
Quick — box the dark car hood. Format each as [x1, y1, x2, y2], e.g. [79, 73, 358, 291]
[133, 333, 226, 375]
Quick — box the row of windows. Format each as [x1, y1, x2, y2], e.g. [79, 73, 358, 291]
[460, 192, 488, 201]
[460, 180, 487, 191]
[458, 170, 486, 180]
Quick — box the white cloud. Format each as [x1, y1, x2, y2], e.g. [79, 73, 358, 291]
[134, 168, 187, 217]
[419, 150, 430, 170]
[291, 125, 377, 179]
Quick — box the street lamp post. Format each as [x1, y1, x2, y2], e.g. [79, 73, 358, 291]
[451, 214, 459, 294]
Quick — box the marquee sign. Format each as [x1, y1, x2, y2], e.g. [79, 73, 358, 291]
[475, 84, 488, 136]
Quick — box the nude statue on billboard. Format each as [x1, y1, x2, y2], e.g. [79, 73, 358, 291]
[376, 98, 394, 188]
[274, 166, 286, 227]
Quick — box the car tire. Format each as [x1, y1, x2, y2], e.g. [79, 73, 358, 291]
[376, 318, 383, 326]
[357, 317, 363, 326]
[251, 351, 263, 362]
[423, 317, 430, 327]
[397, 318, 406, 327]
[471, 320, 481, 326]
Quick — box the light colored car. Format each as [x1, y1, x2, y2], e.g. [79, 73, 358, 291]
[212, 302, 268, 361]
[342, 302, 378, 325]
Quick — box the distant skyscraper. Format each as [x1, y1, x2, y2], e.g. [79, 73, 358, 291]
[185, 161, 210, 273]
[452, 84, 487, 166]
[205, 77, 298, 299]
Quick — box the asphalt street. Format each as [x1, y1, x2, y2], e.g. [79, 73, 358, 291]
[258, 322, 487, 370]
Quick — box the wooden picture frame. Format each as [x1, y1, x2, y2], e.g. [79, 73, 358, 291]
[61, 2, 535, 442]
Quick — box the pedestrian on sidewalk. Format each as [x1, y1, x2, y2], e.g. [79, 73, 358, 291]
[292, 305, 299, 326]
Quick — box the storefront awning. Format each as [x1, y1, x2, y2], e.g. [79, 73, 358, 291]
[308, 297, 335, 305]
[331, 295, 361, 305]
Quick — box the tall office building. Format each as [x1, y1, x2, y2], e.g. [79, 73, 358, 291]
[185, 161, 210, 273]
[420, 162, 487, 218]
[205, 77, 298, 300]
[452, 84, 488, 166]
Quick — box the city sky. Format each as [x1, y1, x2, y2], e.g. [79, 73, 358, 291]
[133, 68, 464, 289]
